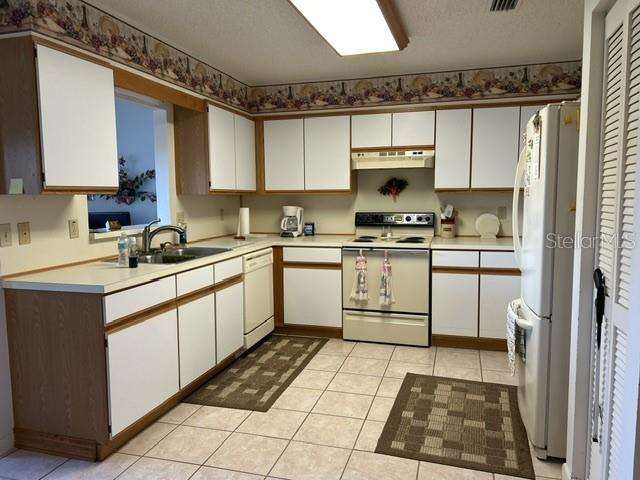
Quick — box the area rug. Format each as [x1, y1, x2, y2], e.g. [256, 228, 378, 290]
[185, 335, 328, 411]
[376, 374, 535, 479]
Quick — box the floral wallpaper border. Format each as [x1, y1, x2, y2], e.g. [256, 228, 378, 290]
[0, 0, 581, 114]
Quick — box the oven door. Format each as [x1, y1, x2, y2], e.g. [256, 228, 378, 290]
[342, 247, 429, 315]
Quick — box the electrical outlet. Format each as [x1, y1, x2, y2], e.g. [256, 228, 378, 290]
[17, 222, 31, 245]
[0, 224, 11, 247]
[497, 206, 507, 219]
[176, 211, 185, 224]
[68, 219, 79, 239]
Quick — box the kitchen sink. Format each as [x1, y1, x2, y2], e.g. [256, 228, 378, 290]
[137, 246, 231, 264]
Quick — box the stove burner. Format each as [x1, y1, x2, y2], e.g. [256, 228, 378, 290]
[396, 236, 426, 243]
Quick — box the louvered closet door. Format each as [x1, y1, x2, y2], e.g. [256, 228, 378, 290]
[589, 2, 640, 479]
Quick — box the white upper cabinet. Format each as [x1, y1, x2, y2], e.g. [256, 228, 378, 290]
[304, 116, 351, 190]
[519, 105, 541, 150]
[434, 109, 472, 189]
[208, 105, 236, 190]
[392, 111, 435, 146]
[36, 45, 118, 189]
[264, 119, 305, 191]
[234, 115, 256, 191]
[351, 113, 392, 148]
[471, 106, 520, 189]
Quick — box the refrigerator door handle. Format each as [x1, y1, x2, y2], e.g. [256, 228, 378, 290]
[512, 147, 527, 268]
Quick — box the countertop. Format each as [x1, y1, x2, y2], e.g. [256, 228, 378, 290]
[3, 234, 514, 294]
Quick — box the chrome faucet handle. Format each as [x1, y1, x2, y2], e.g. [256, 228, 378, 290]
[145, 218, 161, 230]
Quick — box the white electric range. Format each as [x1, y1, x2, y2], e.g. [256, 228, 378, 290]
[342, 212, 434, 347]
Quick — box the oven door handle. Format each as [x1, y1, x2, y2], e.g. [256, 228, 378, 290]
[342, 248, 429, 254]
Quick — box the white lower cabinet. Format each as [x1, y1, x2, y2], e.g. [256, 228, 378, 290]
[432, 272, 479, 337]
[479, 274, 520, 339]
[215, 281, 244, 363]
[284, 267, 342, 327]
[178, 294, 216, 387]
[107, 309, 179, 436]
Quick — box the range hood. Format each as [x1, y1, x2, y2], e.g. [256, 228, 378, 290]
[351, 149, 435, 170]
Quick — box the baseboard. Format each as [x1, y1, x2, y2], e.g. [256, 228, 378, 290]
[0, 431, 14, 457]
[275, 324, 343, 339]
[14, 428, 96, 461]
[432, 334, 507, 351]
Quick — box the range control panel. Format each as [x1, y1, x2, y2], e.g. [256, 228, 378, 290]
[355, 212, 435, 227]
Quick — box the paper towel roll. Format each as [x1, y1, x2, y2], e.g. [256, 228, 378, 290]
[236, 207, 250, 237]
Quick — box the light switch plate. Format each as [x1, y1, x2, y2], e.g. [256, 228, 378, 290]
[17, 222, 30, 245]
[0, 224, 11, 247]
[68, 219, 79, 239]
[176, 211, 185, 224]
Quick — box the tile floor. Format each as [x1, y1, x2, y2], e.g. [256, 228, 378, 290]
[0, 340, 563, 480]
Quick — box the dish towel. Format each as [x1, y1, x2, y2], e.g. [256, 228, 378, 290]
[349, 250, 369, 302]
[506, 299, 526, 376]
[379, 250, 395, 306]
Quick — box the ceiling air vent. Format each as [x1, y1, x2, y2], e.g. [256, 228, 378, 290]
[489, 0, 519, 12]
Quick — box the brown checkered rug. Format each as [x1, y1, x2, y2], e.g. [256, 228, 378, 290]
[376, 374, 535, 479]
[185, 335, 327, 411]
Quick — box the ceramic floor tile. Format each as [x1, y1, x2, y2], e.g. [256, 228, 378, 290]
[272, 386, 323, 412]
[366, 396, 395, 422]
[183, 405, 251, 431]
[269, 441, 350, 480]
[236, 408, 307, 439]
[479, 350, 511, 372]
[304, 354, 345, 372]
[157, 403, 201, 424]
[482, 369, 518, 386]
[418, 461, 493, 479]
[312, 391, 373, 419]
[290, 369, 335, 390]
[436, 348, 481, 368]
[376, 377, 404, 398]
[118, 422, 177, 456]
[0, 450, 67, 480]
[192, 466, 264, 480]
[145, 425, 229, 464]
[339, 357, 388, 376]
[206, 432, 287, 476]
[384, 360, 433, 379]
[293, 413, 363, 449]
[354, 420, 385, 452]
[433, 365, 482, 382]
[342, 450, 419, 480]
[117, 457, 198, 480]
[391, 346, 436, 364]
[349, 342, 395, 360]
[327, 373, 381, 395]
[319, 339, 356, 356]
[42, 453, 137, 480]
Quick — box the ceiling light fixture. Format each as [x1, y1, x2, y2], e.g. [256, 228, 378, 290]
[289, 0, 408, 56]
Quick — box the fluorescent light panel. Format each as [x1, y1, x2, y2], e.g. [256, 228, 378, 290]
[291, 0, 400, 56]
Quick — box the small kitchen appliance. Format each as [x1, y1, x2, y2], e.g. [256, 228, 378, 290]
[280, 206, 304, 237]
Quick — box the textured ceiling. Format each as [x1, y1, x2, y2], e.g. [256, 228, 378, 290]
[90, 0, 584, 85]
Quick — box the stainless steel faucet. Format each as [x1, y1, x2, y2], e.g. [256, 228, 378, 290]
[142, 219, 186, 252]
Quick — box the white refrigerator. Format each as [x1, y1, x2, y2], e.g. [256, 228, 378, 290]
[512, 102, 580, 459]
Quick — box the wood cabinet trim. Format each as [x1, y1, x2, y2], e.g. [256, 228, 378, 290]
[351, 144, 434, 152]
[32, 36, 112, 68]
[283, 261, 342, 270]
[432, 266, 479, 274]
[480, 268, 521, 276]
[41, 186, 118, 194]
[105, 300, 177, 334]
[431, 334, 507, 351]
[432, 266, 520, 276]
[175, 285, 216, 306]
[274, 324, 343, 338]
[213, 273, 243, 292]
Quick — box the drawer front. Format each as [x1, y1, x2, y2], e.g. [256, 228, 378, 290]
[480, 251, 518, 269]
[432, 250, 479, 268]
[176, 265, 214, 296]
[214, 257, 243, 283]
[104, 276, 176, 324]
[283, 247, 341, 263]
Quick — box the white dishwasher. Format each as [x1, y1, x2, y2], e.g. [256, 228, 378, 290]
[243, 248, 275, 349]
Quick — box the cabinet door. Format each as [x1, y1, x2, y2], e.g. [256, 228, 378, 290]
[519, 105, 541, 150]
[216, 281, 244, 363]
[434, 109, 472, 189]
[351, 113, 392, 148]
[178, 294, 216, 387]
[234, 115, 256, 191]
[304, 116, 351, 190]
[208, 105, 236, 190]
[392, 111, 435, 146]
[479, 274, 520, 339]
[284, 268, 342, 327]
[36, 45, 118, 189]
[471, 106, 520, 188]
[431, 272, 478, 336]
[264, 119, 304, 191]
[107, 309, 179, 436]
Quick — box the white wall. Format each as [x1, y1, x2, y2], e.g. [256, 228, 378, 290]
[242, 168, 516, 236]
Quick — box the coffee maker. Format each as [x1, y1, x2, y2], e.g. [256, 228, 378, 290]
[280, 206, 304, 237]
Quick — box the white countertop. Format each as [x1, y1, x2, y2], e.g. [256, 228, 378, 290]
[3, 234, 513, 294]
